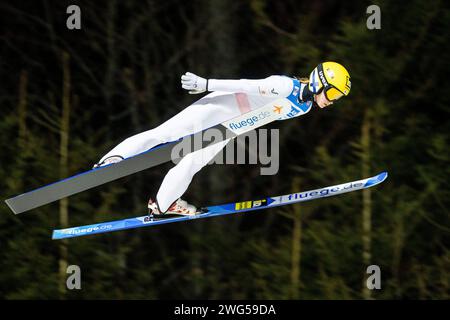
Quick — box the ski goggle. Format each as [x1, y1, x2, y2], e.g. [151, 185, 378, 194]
[316, 64, 346, 102]
[323, 86, 345, 102]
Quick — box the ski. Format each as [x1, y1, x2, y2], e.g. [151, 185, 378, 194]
[5, 98, 298, 214]
[52, 171, 388, 240]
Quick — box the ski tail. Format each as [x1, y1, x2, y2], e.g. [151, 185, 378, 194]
[52, 172, 387, 240]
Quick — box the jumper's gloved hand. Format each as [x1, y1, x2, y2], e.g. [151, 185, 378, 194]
[181, 72, 208, 94]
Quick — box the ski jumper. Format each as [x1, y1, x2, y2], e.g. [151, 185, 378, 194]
[99, 75, 313, 212]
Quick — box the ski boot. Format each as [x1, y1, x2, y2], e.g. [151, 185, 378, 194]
[148, 198, 199, 218]
[93, 155, 124, 169]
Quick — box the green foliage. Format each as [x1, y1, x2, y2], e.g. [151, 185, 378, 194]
[0, 0, 448, 299]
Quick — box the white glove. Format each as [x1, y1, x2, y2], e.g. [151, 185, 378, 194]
[181, 72, 208, 94]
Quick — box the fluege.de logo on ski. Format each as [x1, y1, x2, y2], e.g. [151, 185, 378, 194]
[63, 224, 113, 235]
[287, 181, 363, 201]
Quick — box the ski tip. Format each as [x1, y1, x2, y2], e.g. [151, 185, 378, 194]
[378, 171, 388, 182]
[363, 171, 388, 188]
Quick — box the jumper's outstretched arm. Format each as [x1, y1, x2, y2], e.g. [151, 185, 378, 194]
[181, 72, 293, 98]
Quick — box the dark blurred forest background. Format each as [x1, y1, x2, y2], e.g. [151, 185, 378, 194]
[0, 0, 448, 299]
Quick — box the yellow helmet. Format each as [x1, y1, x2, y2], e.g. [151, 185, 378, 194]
[308, 61, 351, 101]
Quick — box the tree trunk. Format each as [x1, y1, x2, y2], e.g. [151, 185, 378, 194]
[104, 0, 117, 141]
[18, 70, 28, 151]
[58, 51, 71, 299]
[361, 109, 372, 299]
[16, 70, 29, 192]
[290, 178, 302, 299]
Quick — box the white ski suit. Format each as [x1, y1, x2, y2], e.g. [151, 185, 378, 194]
[99, 75, 313, 211]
